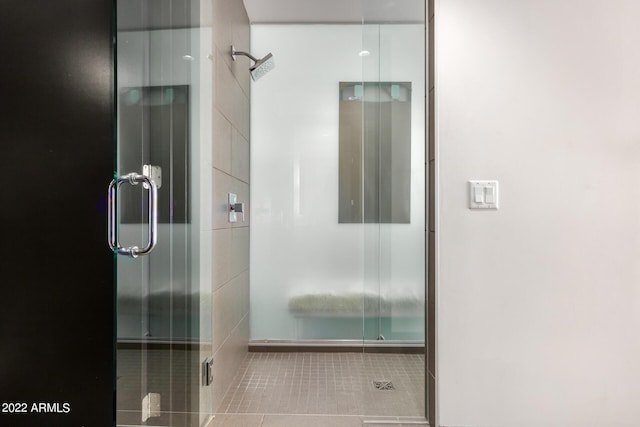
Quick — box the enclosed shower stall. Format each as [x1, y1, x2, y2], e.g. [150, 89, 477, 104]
[112, 0, 427, 425]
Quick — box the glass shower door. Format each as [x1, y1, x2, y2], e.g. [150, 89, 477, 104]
[114, 82, 195, 426]
[360, 1, 427, 421]
[112, 1, 212, 425]
[360, 19, 426, 347]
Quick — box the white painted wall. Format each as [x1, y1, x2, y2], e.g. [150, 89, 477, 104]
[250, 24, 425, 340]
[435, 1, 640, 426]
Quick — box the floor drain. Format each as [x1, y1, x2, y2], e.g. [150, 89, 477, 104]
[373, 380, 395, 390]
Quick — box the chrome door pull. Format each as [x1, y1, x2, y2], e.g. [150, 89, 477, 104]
[108, 172, 158, 258]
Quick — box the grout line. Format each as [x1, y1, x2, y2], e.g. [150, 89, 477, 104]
[213, 267, 250, 293]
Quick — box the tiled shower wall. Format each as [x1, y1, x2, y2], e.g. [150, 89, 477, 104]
[208, 0, 251, 414]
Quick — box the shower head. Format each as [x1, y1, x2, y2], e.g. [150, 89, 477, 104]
[249, 53, 275, 81]
[231, 45, 275, 81]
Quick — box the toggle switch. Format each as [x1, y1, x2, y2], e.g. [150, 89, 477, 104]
[474, 186, 484, 204]
[485, 186, 495, 204]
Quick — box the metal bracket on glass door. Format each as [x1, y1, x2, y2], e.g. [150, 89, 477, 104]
[108, 173, 158, 258]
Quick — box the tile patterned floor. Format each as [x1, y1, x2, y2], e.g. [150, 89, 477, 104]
[217, 352, 426, 419]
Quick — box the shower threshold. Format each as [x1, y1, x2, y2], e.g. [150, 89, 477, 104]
[248, 339, 424, 354]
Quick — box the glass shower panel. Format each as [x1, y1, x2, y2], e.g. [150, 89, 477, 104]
[250, 21, 425, 347]
[115, 1, 213, 425]
[248, 3, 426, 420]
[361, 13, 426, 344]
[250, 24, 368, 343]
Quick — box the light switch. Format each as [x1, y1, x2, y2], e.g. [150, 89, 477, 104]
[485, 186, 495, 204]
[469, 180, 499, 209]
[474, 186, 484, 203]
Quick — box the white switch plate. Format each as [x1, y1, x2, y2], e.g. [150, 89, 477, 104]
[469, 180, 499, 209]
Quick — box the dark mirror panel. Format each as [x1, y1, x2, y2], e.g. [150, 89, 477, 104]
[339, 82, 412, 224]
[117, 0, 200, 31]
[119, 85, 190, 224]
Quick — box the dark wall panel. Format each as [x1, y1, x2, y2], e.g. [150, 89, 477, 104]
[0, 1, 114, 426]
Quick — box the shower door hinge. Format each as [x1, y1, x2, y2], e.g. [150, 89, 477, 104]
[142, 392, 161, 422]
[143, 164, 162, 189]
[203, 356, 214, 386]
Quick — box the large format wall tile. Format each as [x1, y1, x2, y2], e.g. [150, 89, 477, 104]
[208, 0, 251, 413]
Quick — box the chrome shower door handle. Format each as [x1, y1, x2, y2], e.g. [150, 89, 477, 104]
[108, 172, 158, 258]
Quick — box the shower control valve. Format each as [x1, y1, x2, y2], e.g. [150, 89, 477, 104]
[228, 193, 245, 223]
[232, 203, 245, 220]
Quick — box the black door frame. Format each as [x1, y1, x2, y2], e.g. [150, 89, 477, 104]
[0, 1, 115, 426]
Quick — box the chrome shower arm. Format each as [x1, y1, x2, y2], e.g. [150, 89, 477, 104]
[231, 45, 259, 63]
[230, 45, 275, 81]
